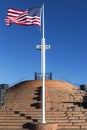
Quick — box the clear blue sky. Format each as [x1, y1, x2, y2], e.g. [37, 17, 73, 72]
[0, 0, 87, 87]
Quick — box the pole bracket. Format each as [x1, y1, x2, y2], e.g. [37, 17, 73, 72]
[36, 45, 50, 50]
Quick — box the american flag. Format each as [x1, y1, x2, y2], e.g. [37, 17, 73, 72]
[5, 8, 41, 26]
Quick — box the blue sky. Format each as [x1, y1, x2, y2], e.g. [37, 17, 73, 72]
[0, 0, 87, 87]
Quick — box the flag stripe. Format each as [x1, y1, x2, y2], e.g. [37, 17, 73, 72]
[5, 8, 41, 26]
[8, 8, 26, 14]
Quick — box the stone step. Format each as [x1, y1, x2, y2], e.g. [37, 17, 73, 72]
[0, 111, 14, 114]
[37, 119, 69, 123]
[23, 111, 66, 115]
[0, 122, 24, 125]
[66, 111, 84, 114]
[68, 116, 79, 119]
[0, 116, 26, 119]
[0, 114, 20, 117]
[57, 125, 80, 129]
[0, 119, 31, 123]
[73, 122, 87, 125]
[57, 128, 82, 130]
[81, 125, 87, 129]
[68, 114, 85, 117]
[0, 125, 23, 129]
[25, 112, 68, 117]
[68, 116, 87, 120]
[31, 115, 67, 119]
[70, 119, 85, 123]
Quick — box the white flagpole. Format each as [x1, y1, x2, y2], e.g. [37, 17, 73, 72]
[41, 3, 46, 123]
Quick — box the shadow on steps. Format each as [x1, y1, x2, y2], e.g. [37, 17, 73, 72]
[23, 123, 35, 130]
[31, 87, 42, 109]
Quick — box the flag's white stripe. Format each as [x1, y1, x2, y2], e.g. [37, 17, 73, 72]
[14, 19, 40, 25]
[6, 17, 40, 24]
[13, 21, 40, 26]
[7, 10, 28, 17]
[8, 8, 25, 14]
[6, 17, 40, 25]
[26, 19, 40, 22]
[27, 16, 40, 19]
[5, 20, 40, 26]
[15, 20, 40, 25]
[7, 12, 40, 20]
[8, 13, 20, 17]
[7, 13, 28, 20]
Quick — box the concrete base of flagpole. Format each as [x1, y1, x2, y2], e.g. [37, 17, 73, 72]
[33, 122, 57, 130]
